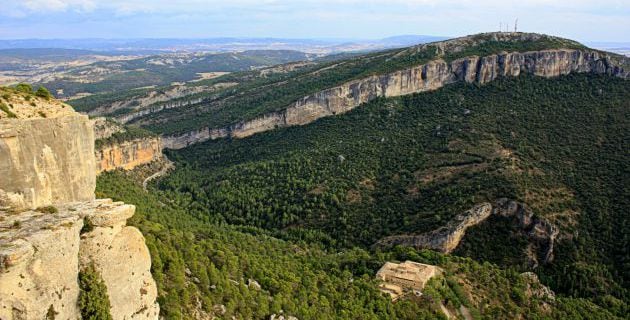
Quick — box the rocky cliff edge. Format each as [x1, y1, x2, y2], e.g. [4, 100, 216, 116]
[0, 90, 159, 320]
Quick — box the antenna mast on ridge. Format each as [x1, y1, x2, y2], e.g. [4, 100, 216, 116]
[499, 22, 502, 32]
[514, 18, 518, 32]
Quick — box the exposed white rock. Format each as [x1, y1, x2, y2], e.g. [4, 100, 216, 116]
[163, 48, 629, 149]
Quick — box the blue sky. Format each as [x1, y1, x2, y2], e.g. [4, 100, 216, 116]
[1, 0, 629, 42]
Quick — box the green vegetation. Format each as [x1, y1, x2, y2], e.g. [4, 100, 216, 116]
[0, 102, 17, 118]
[35, 86, 53, 100]
[97, 170, 623, 319]
[46, 50, 310, 101]
[78, 264, 113, 320]
[151, 74, 628, 315]
[129, 33, 588, 135]
[95, 125, 157, 149]
[15, 83, 33, 94]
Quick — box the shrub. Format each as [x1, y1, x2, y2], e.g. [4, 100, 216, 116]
[36, 86, 53, 100]
[15, 83, 32, 94]
[0, 102, 17, 118]
[78, 264, 113, 320]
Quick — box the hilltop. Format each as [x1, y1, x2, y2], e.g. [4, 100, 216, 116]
[0, 85, 74, 119]
[68, 32, 628, 148]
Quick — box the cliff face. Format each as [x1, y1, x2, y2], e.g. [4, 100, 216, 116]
[93, 117, 163, 173]
[0, 115, 95, 210]
[0, 99, 159, 319]
[375, 199, 559, 264]
[95, 137, 162, 173]
[163, 49, 629, 149]
[0, 201, 159, 320]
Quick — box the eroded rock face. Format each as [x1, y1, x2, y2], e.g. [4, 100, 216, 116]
[95, 137, 162, 173]
[0, 114, 95, 210]
[0, 96, 158, 319]
[0, 209, 82, 320]
[376, 204, 493, 253]
[0, 200, 159, 320]
[79, 200, 159, 320]
[162, 48, 629, 149]
[375, 199, 559, 264]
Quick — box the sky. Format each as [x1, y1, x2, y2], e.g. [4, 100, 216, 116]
[0, 0, 629, 42]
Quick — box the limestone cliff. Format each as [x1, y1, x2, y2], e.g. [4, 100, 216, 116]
[0, 201, 159, 320]
[375, 199, 559, 264]
[0, 93, 159, 319]
[93, 117, 163, 174]
[163, 48, 629, 149]
[0, 111, 95, 211]
[95, 137, 162, 173]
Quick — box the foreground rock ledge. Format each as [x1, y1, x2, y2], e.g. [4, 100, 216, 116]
[0, 199, 159, 320]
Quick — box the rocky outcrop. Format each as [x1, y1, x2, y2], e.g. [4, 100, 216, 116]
[375, 199, 559, 264]
[95, 137, 162, 173]
[93, 117, 125, 140]
[0, 97, 159, 319]
[115, 97, 203, 124]
[0, 114, 95, 211]
[376, 204, 493, 254]
[79, 200, 159, 319]
[163, 48, 629, 149]
[0, 200, 159, 320]
[92, 117, 163, 173]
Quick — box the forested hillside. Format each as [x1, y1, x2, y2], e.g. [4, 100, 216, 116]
[140, 73, 630, 317]
[97, 168, 623, 319]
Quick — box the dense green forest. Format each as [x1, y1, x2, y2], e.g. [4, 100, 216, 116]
[143, 74, 630, 317]
[97, 170, 623, 319]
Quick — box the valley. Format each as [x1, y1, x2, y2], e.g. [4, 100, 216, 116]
[2, 30, 629, 320]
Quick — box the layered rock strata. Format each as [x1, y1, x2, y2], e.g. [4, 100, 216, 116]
[0, 200, 159, 320]
[375, 199, 559, 264]
[163, 49, 629, 149]
[92, 117, 163, 173]
[0, 99, 159, 319]
[95, 137, 162, 173]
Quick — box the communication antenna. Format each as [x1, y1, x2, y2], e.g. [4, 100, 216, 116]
[499, 22, 502, 32]
[514, 18, 518, 32]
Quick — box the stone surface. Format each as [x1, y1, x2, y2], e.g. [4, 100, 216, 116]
[162, 47, 629, 149]
[93, 117, 125, 140]
[0, 114, 95, 210]
[0, 91, 158, 319]
[79, 201, 159, 320]
[0, 201, 159, 320]
[376, 199, 559, 263]
[95, 137, 162, 173]
[0, 87, 76, 120]
[0, 209, 82, 320]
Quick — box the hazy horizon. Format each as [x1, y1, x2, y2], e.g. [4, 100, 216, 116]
[1, 1, 629, 43]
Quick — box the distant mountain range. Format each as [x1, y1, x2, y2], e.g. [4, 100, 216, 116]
[0, 35, 448, 54]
